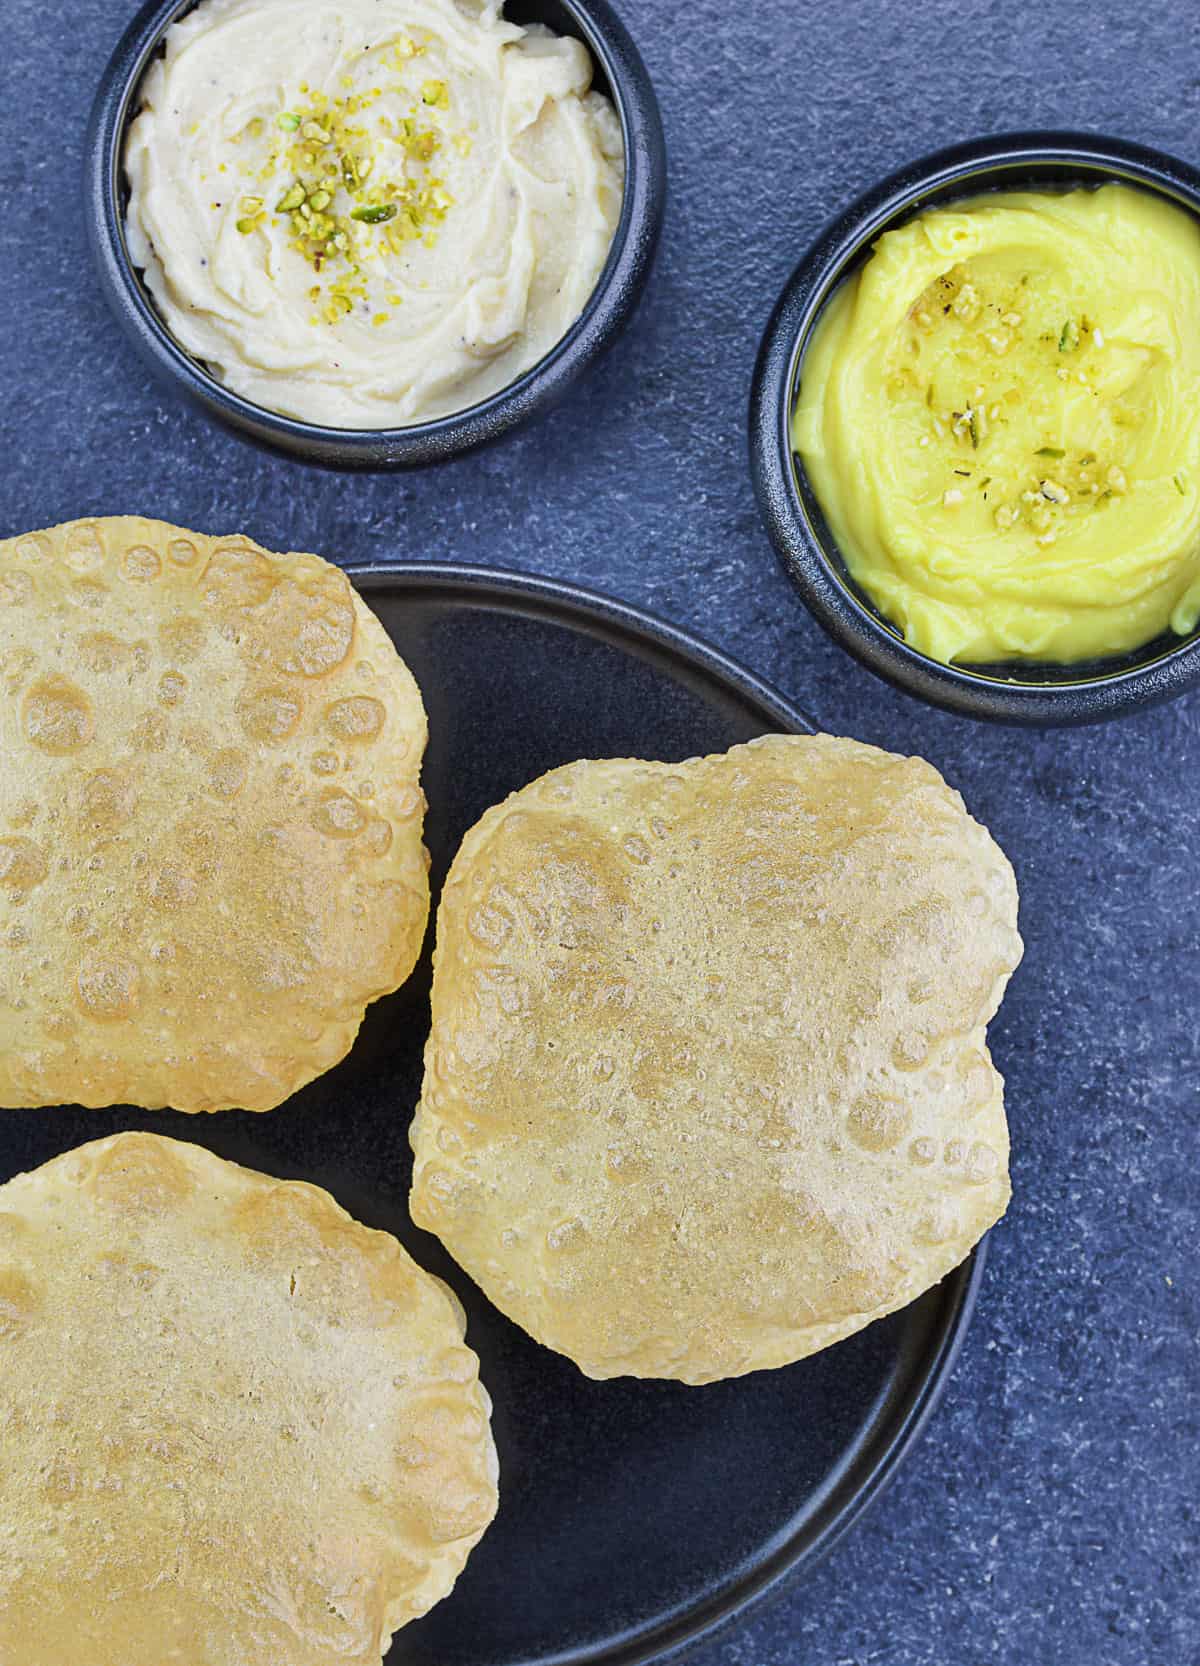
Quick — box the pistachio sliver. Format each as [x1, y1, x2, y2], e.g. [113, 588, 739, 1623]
[351, 203, 398, 224]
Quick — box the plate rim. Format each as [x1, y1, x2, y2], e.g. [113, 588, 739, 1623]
[357, 563, 988, 1663]
[346, 560, 816, 739]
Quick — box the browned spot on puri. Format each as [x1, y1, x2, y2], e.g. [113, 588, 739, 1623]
[70, 578, 110, 609]
[231, 1183, 400, 1325]
[0, 570, 34, 607]
[63, 522, 105, 575]
[147, 861, 199, 911]
[311, 789, 367, 838]
[131, 710, 169, 752]
[325, 695, 386, 741]
[202, 543, 276, 612]
[78, 632, 133, 674]
[80, 770, 136, 832]
[84, 1134, 196, 1213]
[266, 579, 357, 679]
[467, 894, 515, 950]
[207, 747, 247, 799]
[237, 684, 303, 743]
[75, 956, 141, 1022]
[121, 545, 162, 582]
[847, 1092, 912, 1152]
[41, 1460, 81, 1502]
[12, 533, 51, 564]
[158, 670, 188, 707]
[22, 676, 95, 754]
[0, 836, 48, 893]
[0, 1269, 38, 1339]
[159, 616, 206, 663]
[364, 817, 393, 856]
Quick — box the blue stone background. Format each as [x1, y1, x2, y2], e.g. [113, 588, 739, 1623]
[4, 0, 1200, 1661]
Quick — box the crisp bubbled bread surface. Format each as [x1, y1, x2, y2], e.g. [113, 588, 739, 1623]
[411, 734, 1024, 1384]
[0, 517, 429, 1112]
[0, 1132, 499, 1666]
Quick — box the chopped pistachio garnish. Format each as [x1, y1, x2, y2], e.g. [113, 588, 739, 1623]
[1175, 471, 1189, 495]
[1036, 446, 1065, 458]
[259, 81, 454, 278]
[1059, 319, 1080, 352]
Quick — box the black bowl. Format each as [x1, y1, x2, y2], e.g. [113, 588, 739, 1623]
[84, 0, 666, 469]
[749, 131, 1200, 725]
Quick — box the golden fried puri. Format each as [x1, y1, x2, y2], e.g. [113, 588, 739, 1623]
[0, 1132, 498, 1666]
[411, 735, 1023, 1384]
[0, 518, 429, 1112]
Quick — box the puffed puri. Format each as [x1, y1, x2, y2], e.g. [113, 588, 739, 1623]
[0, 1131, 498, 1665]
[0, 517, 430, 1113]
[410, 734, 1024, 1385]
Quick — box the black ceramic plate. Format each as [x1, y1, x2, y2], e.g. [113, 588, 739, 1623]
[0, 566, 984, 1665]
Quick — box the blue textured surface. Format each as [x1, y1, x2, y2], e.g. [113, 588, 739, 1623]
[4, 2, 1200, 1663]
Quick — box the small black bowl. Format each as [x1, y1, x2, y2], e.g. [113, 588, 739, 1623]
[750, 132, 1200, 725]
[85, 0, 666, 469]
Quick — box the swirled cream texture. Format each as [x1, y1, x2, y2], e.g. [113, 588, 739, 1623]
[124, 0, 624, 427]
[794, 185, 1200, 664]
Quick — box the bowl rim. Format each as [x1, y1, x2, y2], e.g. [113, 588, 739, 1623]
[748, 128, 1200, 726]
[83, 0, 667, 468]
